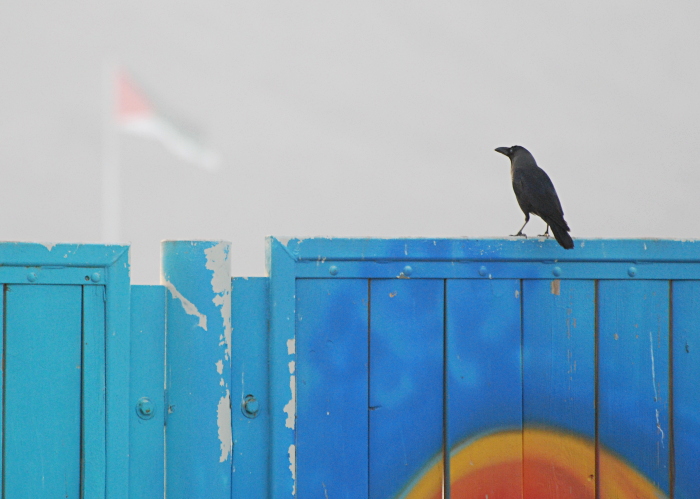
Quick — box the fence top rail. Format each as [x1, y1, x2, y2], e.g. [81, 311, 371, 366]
[269, 237, 700, 264]
[0, 242, 129, 267]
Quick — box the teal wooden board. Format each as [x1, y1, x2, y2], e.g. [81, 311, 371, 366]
[231, 277, 270, 498]
[296, 279, 369, 498]
[4, 285, 83, 498]
[522, 279, 595, 495]
[267, 238, 298, 497]
[598, 280, 670, 494]
[671, 280, 700, 498]
[83, 286, 107, 499]
[446, 279, 523, 495]
[369, 279, 444, 499]
[129, 285, 166, 499]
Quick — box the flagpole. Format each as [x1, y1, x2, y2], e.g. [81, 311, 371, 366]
[102, 61, 121, 242]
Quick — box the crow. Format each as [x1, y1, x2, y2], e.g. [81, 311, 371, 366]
[495, 145, 574, 249]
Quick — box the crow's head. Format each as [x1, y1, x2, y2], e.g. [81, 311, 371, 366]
[495, 145, 526, 158]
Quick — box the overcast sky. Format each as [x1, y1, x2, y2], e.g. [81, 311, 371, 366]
[1, 2, 698, 282]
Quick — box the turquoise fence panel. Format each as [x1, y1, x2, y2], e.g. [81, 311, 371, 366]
[83, 285, 107, 499]
[4, 285, 83, 498]
[231, 277, 271, 497]
[522, 279, 596, 497]
[446, 279, 523, 497]
[369, 279, 444, 498]
[129, 285, 166, 499]
[162, 241, 232, 499]
[296, 279, 369, 498]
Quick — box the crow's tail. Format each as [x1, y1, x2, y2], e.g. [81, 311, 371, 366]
[546, 219, 574, 249]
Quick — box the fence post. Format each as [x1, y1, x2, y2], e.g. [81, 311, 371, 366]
[161, 240, 232, 499]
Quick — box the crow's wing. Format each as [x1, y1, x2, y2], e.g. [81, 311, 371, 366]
[514, 166, 568, 228]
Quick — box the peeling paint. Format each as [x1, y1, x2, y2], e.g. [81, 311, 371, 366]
[217, 390, 232, 462]
[288, 444, 297, 496]
[551, 280, 561, 295]
[287, 338, 296, 355]
[288, 360, 295, 374]
[283, 375, 296, 429]
[205, 242, 232, 361]
[649, 331, 658, 402]
[216, 360, 224, 375]
[164, 281, 207, 330]
[41, 243, 56, 251]
[278, 236, 293, 247]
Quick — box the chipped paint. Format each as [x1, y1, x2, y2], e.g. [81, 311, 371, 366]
[515, 290, 520, 298]
[216, 359, 224, 375]
[205, 242, 232, 360]
[41, 242, 56, 251]
[283, 375, 296, 429]
[551, 279, 561, 295]
[288, 444, 297, 496]
[287, 338, 296, 355]
[277, 236, 293, 247]
[217, 390, 233, 462]
[164, 281, 207, 330]
[288, 360, 295, 374]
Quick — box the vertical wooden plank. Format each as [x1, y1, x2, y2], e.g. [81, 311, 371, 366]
[83, 285, 107, 499]
[296, 279, 369, 498]
[129, 285, 166, 499]
[446, 279, 523, 498]
[267, 238, 298, 497]
[0, 286, 4, 495]
[671, 280, 700, 498]
[369, 279, 443, 499]
[4, 285, 83, 498]
[598, 280, 670, 495]
[104, 247, 131, 499]
[231, 277, 270, 498]
[162, 241, 232, 499]
[522, 279, 595, 498]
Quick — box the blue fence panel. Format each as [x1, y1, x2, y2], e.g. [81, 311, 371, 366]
[522, 279, 596, 497]
[129, 285, 166, 499]
[369, 279, 444, 499]
[4, 238, 700, 498]
[671, 281, 700, 498]
[231, 277, 270, 498]
[296, 279, 369, 498]
[446, 278, 523, 497]
[4, 285, 83, 498]
[598, 280, 670, 495]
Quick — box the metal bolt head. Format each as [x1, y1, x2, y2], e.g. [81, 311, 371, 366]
[242, 394, 259, 419]
[552, 266, 562, 277]
[27, 272, 37, 283]
[628, 266, 637, 277]
[329, 265, 339, 276]
[136, 397, 155, 420]
[402, 265, 413, 277]
[91, 272, 101, 283]
[478, 266, 488, 276]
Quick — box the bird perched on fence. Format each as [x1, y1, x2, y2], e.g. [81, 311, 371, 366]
[495, 145, 574, 249]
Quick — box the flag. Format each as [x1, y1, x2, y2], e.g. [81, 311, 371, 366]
[115, 70, 221, 171]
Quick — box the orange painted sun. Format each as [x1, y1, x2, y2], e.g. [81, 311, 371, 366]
[399, 429, 666, 499]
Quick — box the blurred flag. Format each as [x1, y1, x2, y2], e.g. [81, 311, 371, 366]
[115, 70, 221, 171]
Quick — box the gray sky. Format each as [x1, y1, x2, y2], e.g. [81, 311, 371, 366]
[1, 2, 699, 283]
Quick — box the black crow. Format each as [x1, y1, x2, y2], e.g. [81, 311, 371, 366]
[495, 145, 574, 249]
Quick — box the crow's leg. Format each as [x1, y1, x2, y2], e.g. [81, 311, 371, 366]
[511, 216, 529, 238]
[538, 225, 551, 238]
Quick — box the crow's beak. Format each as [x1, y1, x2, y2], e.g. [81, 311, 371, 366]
[495, 147, 510, 156]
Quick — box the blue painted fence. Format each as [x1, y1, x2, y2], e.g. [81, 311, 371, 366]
[1, 238, 699, 498]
